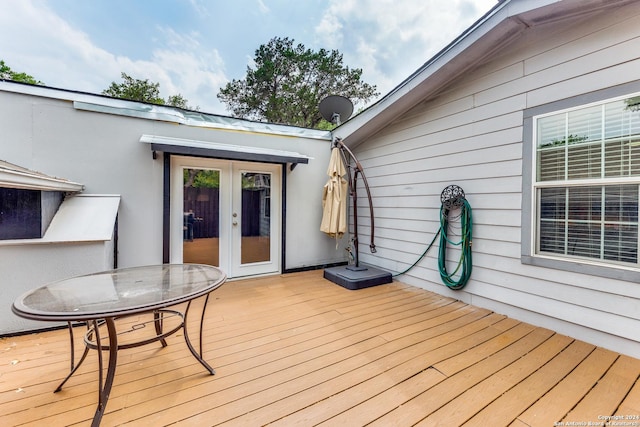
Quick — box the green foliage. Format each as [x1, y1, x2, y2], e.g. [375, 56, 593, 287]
[102, 72, 164, 104]
[217, 37, 379, 129]
[539, 134, 589, 149]
[0, 60, 43, 85]
[184, 169, 219, 188]
[625, 96, 640, 112]
[315, 118, 337, 131]
[166, 94, 190, 109]
[103, 72, 198, 110]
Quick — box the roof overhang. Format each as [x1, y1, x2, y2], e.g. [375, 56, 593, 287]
[0, 81, 330, 141]
[337, 0, 638, 148]
[0, 160, 84, 192]
[140, 134, 311, 165]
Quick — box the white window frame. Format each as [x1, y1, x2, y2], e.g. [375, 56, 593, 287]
[522, 82, 640, 281]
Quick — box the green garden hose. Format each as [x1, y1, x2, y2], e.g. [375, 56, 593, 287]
[438, 197, 472, 290]
[393, 185, 472, 290]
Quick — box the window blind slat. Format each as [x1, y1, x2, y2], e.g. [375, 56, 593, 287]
[536, 96, 640, 265]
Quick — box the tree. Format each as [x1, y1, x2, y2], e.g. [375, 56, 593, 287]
[0, 60, 43, 85]
[102, 72, 197, 110]
[625, 96, 640, 112]
[167, 94, 190, 109]
[217, 37, 378, 129]
[102, 72, 164, 104]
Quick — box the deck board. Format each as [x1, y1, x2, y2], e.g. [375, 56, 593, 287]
[463, 339, 595, 426]
[1, 270, 639, 426]
[563, 355, 640, 424]
[512, 347, 620, 426]
[279, 314, 512, 427]
[367, 326, 551, 426]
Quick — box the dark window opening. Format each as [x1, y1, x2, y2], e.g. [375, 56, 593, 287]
[0, 188, 42, 240]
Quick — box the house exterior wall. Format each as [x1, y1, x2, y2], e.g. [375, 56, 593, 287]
[0, 241, 114, 334]
[351, 4, 640, 357]
[0, 89, 345, 311]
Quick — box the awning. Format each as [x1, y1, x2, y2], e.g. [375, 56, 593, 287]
[42, 194, 120, 242]
[140, 134, 311, 164]
[0, 160, 84, 192]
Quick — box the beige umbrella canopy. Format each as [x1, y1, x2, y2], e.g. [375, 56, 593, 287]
[321, 147, 348, 239]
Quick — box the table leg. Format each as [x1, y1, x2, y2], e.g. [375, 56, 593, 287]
[91, 317, 118, 427]
[55, 322, 91, 392]
[182, 294, 215, 374]
[153, 310, 168, 348]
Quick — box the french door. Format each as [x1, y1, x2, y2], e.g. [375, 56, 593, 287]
[171, 156, 281, 278]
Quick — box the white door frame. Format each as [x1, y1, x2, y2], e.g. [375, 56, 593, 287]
[170, 156, 281, 278]
[231, 162, 281, 277]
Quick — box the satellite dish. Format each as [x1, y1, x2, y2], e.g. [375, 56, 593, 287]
[319, 95, 354, 125]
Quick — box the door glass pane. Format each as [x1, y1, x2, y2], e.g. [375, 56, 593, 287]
[183, 168, 220, 266]
[241, 172, 271, 264]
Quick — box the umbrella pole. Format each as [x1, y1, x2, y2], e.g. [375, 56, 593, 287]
[351, 167, 362, 269]
[323, 138, 391, 290]
[335, 138, 375, 271]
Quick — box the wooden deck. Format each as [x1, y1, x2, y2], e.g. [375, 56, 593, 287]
[1, 270, 639, 426]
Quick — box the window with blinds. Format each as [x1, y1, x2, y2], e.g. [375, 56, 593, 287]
[534, 95, 640, 266]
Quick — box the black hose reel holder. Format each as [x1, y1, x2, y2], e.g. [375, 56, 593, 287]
[440, 185, 466, 210]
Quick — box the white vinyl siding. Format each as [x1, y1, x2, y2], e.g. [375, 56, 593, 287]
[351, 3, 640, 357]
[534, 95, 640, 267]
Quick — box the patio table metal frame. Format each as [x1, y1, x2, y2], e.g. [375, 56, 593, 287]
[12, 263, 226, 427]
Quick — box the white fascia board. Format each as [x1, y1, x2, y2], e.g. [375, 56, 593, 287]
[0, 80, 331, 141]
[0, 162, 84, 192]
[140, 134, 313, 164]
[76, 101, 331, 140]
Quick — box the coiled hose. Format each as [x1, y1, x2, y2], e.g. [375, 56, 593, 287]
[393, 187, 473, 290]
[438, 198, 473, 290]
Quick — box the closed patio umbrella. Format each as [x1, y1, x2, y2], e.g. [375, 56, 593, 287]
[321, 147, 348, 239]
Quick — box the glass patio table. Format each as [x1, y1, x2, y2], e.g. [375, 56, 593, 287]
[12, 263, 226, 427]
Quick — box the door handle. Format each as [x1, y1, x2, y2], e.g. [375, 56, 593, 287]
[232, 221, 238, 226]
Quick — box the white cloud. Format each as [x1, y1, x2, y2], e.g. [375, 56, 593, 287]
[0, 1, 112, 91]
[0, 0, 498, 116]
[315, 10, 344, 46]
[0, 0, 229, 113]
[186, 0, 210, 17]
[315, 0, 497, 100]
[257, 0, 270, 14]
[151, 38, 228, 111]
[150, 27, 229, 111]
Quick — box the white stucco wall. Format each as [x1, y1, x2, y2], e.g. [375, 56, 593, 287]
[0, 194, 118, 334]
[0, 87, 346, 283]
[0, 240, 114, 334]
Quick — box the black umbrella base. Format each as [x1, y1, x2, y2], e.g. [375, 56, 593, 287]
[323, 265, 393, 290]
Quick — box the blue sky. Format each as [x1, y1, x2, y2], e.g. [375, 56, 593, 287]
[0, 0, 498, 115]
